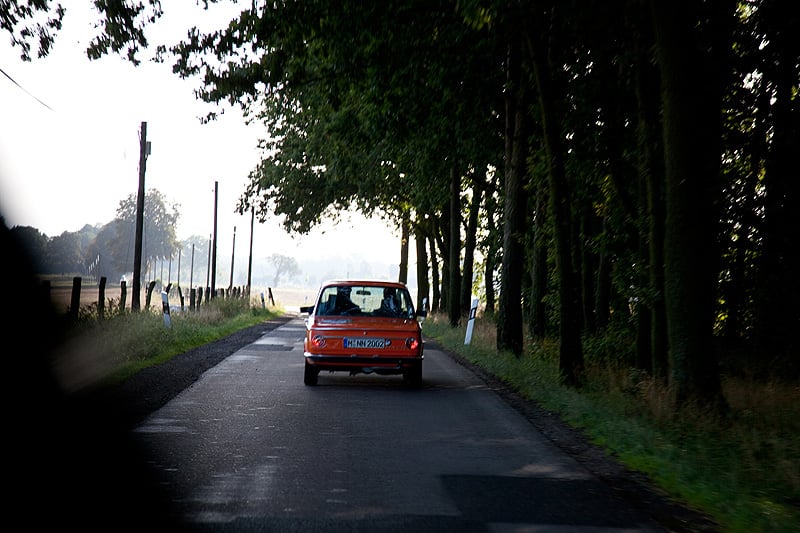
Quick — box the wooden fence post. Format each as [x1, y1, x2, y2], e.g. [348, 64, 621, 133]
[145, 280, 156, 309]
[98, 276, 106, 319]
[120, 280, 127, 312]
[69, 276, 81, 321]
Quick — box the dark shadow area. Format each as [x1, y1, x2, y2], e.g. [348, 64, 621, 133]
[310, 373, 416, 390]
[1, 219, 187, 529]
[442, 474, 654, 528]
[187, 514, 487, 532]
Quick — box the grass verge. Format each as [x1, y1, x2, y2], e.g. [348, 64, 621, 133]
[422, 313, 799, 533]
[52, 297, 282, 391]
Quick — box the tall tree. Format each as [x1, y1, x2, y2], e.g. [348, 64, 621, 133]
[413, 218, 430, 312]
[447, 164, 462, 327]
[266, 254, 301, 288]
[9, 225, 48, 272]
[44, 231, 83, 274]
[497, 30, 527, 356]
[528, 172, 549, 341]
[2, 0, 65, 60]
[630, 0, 668, 377]
[114, 188, 180, 284]
[526, 3, 584, 383]
[15, 0, 800, 391]
[651, 1, 733, 406]
[751, 0, 800, 375]
[460, 178, 483, 314]
[2, 0, 162, 63]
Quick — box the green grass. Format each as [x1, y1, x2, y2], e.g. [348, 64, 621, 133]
[55, 297, 282, 390]
[422, 313, 800, 533]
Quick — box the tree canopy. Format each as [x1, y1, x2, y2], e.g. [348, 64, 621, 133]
[6, 0, 799, 406]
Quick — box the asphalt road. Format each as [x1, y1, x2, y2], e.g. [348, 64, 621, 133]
[127, 316, 671, 532]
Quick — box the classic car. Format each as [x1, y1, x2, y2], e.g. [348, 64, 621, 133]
[299, 280, 425, 386]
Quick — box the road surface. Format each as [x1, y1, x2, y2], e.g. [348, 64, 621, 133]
[128, 316, 671, 532]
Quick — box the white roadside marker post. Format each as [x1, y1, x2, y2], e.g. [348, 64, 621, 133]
[464, 297, 479, 345]
[161, 290, 172, 328]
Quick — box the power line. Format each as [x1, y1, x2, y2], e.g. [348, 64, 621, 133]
[0, 66, 55, 112]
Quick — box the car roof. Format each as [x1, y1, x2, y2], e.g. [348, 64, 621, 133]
[320, 279, 407, 289]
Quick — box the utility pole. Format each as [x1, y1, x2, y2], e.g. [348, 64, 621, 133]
[211, 181, 218, 299]
[206, 234, 211, 292]
[229, 225, 236, 291]
[247, 206, 254, 298]
[189, 243, 195, 292]
[132, 121, 149, 311]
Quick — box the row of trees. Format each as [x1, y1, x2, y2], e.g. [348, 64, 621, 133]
[8, 189, 304, 290]
[10, 189, 184, 284]
[7, 1, 798, 408]
[170, 1, 798, 406]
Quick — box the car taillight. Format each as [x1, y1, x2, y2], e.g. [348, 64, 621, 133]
[311, 335, 326, 348]
[405, 337, 419, 350]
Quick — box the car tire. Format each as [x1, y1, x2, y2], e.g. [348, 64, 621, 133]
[403, 364, 422, 388]
[304, 360, 319, 386]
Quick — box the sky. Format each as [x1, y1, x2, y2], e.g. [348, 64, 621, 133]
[0, 3, 403, 280]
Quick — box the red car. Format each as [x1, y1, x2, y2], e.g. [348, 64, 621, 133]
[299, 280, 426, 386]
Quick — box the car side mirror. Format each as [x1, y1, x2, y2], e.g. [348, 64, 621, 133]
[416, 297, 428, 323]
[299, 305, 314, 314]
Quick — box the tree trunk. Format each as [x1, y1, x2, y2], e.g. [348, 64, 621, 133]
[497, 36, 527, 356]
[460, 182, 482, 314]
[414, 218, 430, 312]
[436, 210, 449, 314]
[398, 216, 409, 284]
[448, 164, 462, 327]
[651, 1, 731, 406]
[526, 12, 584, 384]
[753, 1, 800, 377]
[594, 236, 612, 330]
[580, 208, 599, 334]
[631, 0, 668, 378]
[429, 231, 441, 314]
[484, 232, 498, 315]
[529, 180, 548, 340]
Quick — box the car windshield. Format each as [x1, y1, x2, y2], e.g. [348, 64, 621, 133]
[315, 284, 415, 318]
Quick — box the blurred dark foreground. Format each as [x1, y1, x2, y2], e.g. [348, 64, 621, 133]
[1, 220, 185, 529]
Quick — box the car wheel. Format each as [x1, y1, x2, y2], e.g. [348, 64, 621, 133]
[304, 360, 319, 386]
[403, 364, 422, 388]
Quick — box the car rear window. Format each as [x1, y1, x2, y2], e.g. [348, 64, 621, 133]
[316, 285, 415, 318]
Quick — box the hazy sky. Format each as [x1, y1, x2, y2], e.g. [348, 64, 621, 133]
[0, 3, 402, 273]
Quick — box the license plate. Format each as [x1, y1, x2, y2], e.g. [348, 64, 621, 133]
[344, 337, 385, 349]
